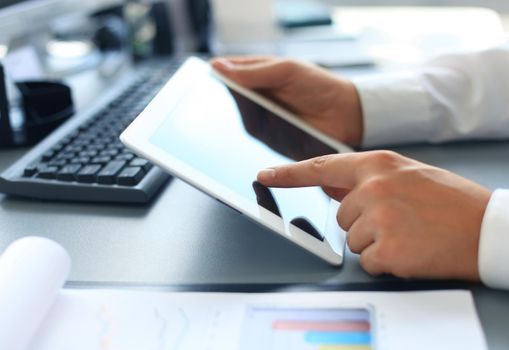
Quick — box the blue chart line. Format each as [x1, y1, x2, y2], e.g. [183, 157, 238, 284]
[153, 307, 191, 350]
[154, 308, 170, 350]
[97, 305, 115, 350]
[173, 308, 190, 350]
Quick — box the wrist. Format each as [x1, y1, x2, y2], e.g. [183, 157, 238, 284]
[335, 80, 364, 147]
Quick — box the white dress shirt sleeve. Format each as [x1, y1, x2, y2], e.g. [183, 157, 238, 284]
[479, 189, 509, 289]
[352, 45, 509, 289]
[354, 44, 509, 148]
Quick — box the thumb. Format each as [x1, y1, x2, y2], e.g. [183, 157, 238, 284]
[322, 186, 351, 201]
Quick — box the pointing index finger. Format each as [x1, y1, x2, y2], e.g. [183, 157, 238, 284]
[257, 154, 363, 189]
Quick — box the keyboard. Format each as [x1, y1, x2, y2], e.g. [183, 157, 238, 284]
[0, 57, 186, 204]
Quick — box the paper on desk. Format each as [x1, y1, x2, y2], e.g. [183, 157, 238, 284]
[28, 289, 487, 350]
[0, 238, 487, 350]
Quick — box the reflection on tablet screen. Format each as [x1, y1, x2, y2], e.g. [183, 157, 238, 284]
[231, 89, 337, 161]
[149, 71, 339, 240]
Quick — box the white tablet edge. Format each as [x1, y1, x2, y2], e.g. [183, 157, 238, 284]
[121, 57, 348, 266]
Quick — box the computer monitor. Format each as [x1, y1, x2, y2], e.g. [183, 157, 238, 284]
[0, 0, 26, 9]
[0, 0, 121, 41]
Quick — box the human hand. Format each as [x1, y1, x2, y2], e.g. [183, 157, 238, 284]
[211, 56, 364, 146]
[257, 151, 492, 281]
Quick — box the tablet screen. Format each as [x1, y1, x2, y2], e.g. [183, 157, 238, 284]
[149, 71, 339, 240]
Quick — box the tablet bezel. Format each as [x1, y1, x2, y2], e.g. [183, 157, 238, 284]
[120, 57, 352, 266]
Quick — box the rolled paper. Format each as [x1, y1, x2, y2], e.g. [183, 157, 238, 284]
[0, 237, 70, 350]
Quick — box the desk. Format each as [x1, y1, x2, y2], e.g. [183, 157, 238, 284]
[2, 54, 509, 349]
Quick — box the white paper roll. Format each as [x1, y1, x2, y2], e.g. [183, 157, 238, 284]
[0, 237, 70, 350]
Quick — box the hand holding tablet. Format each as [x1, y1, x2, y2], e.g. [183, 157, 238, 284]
[210, 56, 364, 147]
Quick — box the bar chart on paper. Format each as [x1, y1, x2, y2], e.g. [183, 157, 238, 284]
[239, 306, 373, 350]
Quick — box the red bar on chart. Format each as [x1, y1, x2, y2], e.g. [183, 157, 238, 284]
[273, 321, 370, 332]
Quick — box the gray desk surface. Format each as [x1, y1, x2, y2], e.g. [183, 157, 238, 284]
[1, 72, 509, 349]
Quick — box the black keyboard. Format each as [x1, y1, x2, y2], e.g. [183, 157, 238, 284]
[0, 58, 186, 203]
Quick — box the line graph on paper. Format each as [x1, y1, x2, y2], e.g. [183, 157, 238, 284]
[29, 293, 228, 350]
[89, 303, 210, 350]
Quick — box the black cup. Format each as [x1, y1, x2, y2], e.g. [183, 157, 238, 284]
[0, 80, 74, 147]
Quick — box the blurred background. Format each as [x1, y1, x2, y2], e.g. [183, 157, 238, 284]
[0, 0, 508, 114]
[1, 0, 508, 72]
[326, 0, 508, 10]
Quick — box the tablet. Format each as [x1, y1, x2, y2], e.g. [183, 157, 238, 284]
[120, 57, 353, 266]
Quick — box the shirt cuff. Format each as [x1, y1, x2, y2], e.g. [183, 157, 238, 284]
[353, 72, 434, 148]
[478, 189, 509, 290]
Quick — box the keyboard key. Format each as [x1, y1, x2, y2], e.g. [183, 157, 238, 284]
[41, 150, 55, 161]
[56, 152, 76, 161]
[79, 150, 98, 158]
[130, 158, 152, 172]
[73, 138, 91, 147]
[86, 144, 105, 151]
[65, 145, 83, 153]
[107, 142, 123, 150]
[117, 167, 144, 186]
[101, 136, 117, 144]
[100, 149, 119, 157]
[91, 156, 112, 164]
[115, 153, 135, 161]
[74, 157, 91, 165]
[23, 164, 38, 177]
[76, 165, 102, 183]
[78, 123, 90, 132]
[67, 130, 79, 139]
[60, 136, 73, 145]
[37, 166, 59, 180]
[57, 164, 82, 182]
[51, 143, 65, 152]
[97, 160, 126, 184]
[47, 159, 68, 167]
